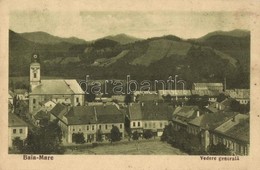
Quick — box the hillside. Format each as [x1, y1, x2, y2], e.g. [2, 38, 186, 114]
[103, 34, 142, 44]
[20, 31, 87, 44]
[9, 29, 250, 89]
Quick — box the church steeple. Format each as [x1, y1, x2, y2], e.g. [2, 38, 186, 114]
[30, 53, 41, 90]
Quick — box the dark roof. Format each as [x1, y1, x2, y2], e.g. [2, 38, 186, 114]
[140, 102, 174, 121]
[189, 111, 238, 130]
[95, 105, 125, 124]
[128, 103, 142, 120]
[34, 110, 50, 120]
[224, 119, 249, 143]
[9, 113, 28, 127]
[49, 103, 68, 119]
[66, 106, 97, 125]
[172, 106, 200, 125]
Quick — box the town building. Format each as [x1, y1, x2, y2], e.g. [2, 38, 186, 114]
[225, 89, 250, 104]
[14, 89, 29, 100]
[8, 113, 28, 147]
[188, 111, 238, 151]
[212, 114, 249, 155]
[192, 83, 223, 91]
[127, 102, 173, 136]
[29, 53, 85, 113]
[49, 103, 125, 143]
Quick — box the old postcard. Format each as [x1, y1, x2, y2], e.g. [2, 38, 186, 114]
[0, 0, 260, 169]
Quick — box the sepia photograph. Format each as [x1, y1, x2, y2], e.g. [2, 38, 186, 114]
[1, 0, 260, 169]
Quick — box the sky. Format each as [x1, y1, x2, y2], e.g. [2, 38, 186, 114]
[10, 10, 252, 41]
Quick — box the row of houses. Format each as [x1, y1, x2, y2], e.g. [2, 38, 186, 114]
[37, 103, 125, 143]
[170, 105, 249, 155]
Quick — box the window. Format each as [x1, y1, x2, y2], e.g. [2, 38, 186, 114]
[92, 125, 94, 130]
[13, 129, 16, 134]
[138, 122, 140, 127]
[133, 122, 136, 127]
[33, 99, 36, 104]
[79, 128, 81, 132]
[99, 125, 101, 129]
[34, 73, 37, 78]
[105, 125, 108, 130]
[76, 97, 79, 103]
[87, 126, 89, 130]
[160, 122, 163, 128]
[153, 122, 156, 128]
[144, 123, 147, 128]
[120, 124, 122, 129]
[19, 129, 23, 134]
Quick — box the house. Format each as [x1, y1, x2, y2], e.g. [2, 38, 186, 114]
[158, 90, 191, 100]
[225, 89, 250, 104]
[141, 102, 173, 136]
[206, 98, 235, 113]
[188, 111, 238, 151]
[136, 94, 160, 102]
[29, 53, 85, 113]
[14, 89, 29, 100]
[49, 103, 125, 143]
[212, 114, 249, 155]
[191, 90, 220, 102]
[127, 102, 174, 137]
[95, 105, 125, 140]
[127, 103, 143, 134]
[172, 106, 201, 131]
[192, 83, 223, 91]
[8, 113, 28, 147]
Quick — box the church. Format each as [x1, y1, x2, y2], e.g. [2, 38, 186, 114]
[29, 54, 85, 113]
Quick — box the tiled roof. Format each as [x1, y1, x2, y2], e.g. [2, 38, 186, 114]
[30, 79, 84, 95]
[9, 113, 28, 127]
[214, 114, 249, 133]
[188, 111, 238, 130]
[65, 106, 97, 125]
[96, 105, 125, 124]
[224, 119, 249, 143]
[172, 106, 200, 124]
[128, 103, 142, 120]
[49, 103, 68, 119]
[33, 110, 50, 120]
[140, 102, 174, 121]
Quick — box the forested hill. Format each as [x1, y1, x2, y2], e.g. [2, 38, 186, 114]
[9, 29, 250, 89]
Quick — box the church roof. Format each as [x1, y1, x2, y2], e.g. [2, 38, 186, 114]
[30, 79, 84, 95]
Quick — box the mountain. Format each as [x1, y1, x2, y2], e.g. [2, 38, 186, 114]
[196, 29, 250, 41]
[103, 33, 142, 44]
[20, 31, 88, 45]
[9, 29, 250, 89]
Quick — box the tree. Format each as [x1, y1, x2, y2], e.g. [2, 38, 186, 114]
[22, 120, 65, 154]
[12, 137, 24, 152]
[143, 130, 154, 139]
[208, 143, 231, 155]
[110, 125, 121, 142]
[72, 133, 85, 144]
[132, 131, 139, 140]
[96, 129, 103, 142]
[85, 92, 96, 102]
[124, 94, 132, 105]
[217, 93, 227, 102]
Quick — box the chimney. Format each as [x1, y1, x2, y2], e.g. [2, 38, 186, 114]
[196, 110, 200, 117]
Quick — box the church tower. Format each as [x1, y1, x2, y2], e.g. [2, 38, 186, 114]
[30, 53, 41, 90]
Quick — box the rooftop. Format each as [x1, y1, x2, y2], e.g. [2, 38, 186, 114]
[9, 113, 28, 127]
[30, 79, 84, 95]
